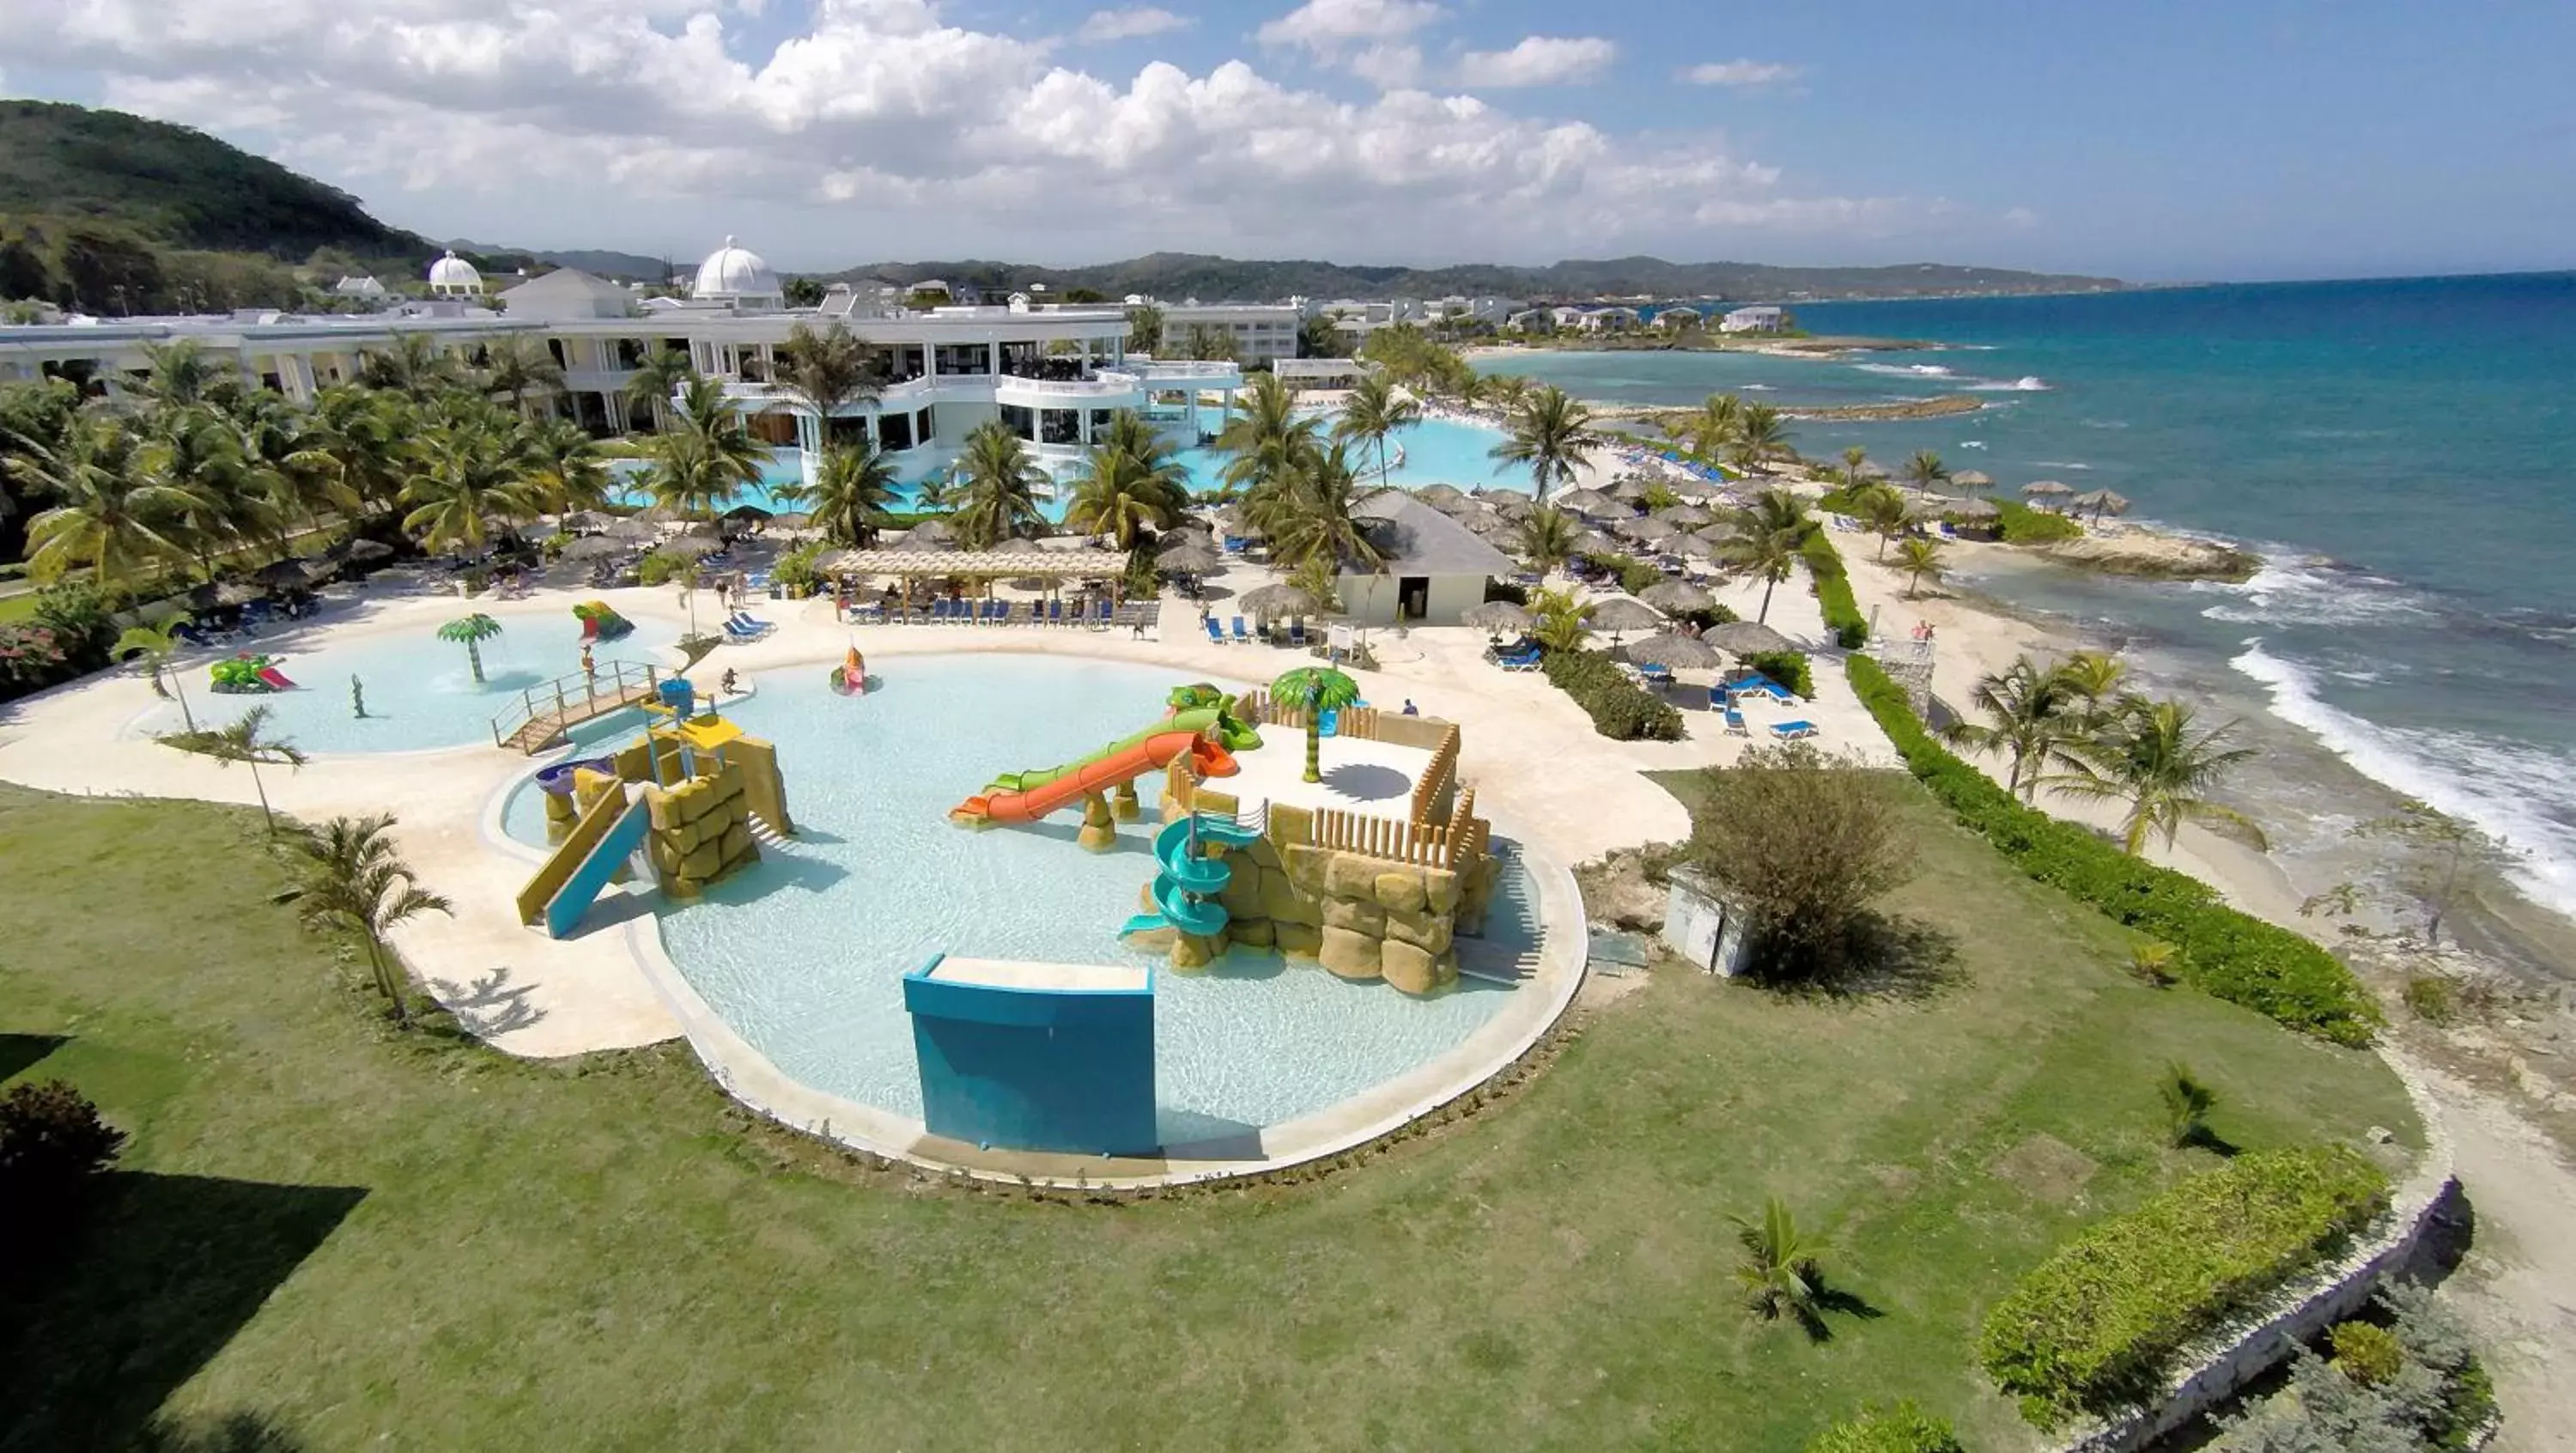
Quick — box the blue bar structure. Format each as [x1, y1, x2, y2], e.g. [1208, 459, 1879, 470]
[902, 954, 1157, 1156]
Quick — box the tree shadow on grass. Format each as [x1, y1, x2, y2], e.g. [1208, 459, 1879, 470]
[2177, 1122, 2243, 1158]
[0, 1172, 366, 1453]
[1785, 1282, 1887, 1345]
[126, 1410, 312, 1453]
[1747, 911, 1965, 1004]
[0, 1030, 69, 1082]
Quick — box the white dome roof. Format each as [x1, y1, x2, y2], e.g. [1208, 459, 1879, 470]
[694, 236, 780, 300]
[427, 250, 482, 287]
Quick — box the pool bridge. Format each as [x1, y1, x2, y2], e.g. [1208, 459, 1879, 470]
[491, 661, 665, 752]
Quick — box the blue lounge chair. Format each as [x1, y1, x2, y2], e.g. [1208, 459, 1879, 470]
[1770, 720, 1819, 740]
[1287, 619, 1309, 648]
[1203, 617, 1227, 645]
[1637, 663, 1675, 688]
[933, 599, 957, 623]
[1230, 616, 1252, 644]
[1047, 599, 1065, 625]
[720, 617, 766, 643]
[1723, 706, 1748, 736]
[727, 610, 774, 634]
[1095, 599, 1114, 627]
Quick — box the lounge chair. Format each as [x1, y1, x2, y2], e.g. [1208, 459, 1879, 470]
[720, 617, 767, 643]
[1046, 599, 1065, 625]
[1287, 619, 1309, 648]
[1203, 617, 1227, 646]
[1637, 663, 1675, 688]
[1230, 616, 1252, 644]
[1770, 720, 1820, 741]
[727, 610, 774, 634]
[1723, 706, 1749, 736]
[934, 599, 957, 623]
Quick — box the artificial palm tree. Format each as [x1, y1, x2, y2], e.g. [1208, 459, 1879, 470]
[113, 622, 194, 730]
[14, 415, 201, 590]
[1668, 392, 1744, 460]
[2051, 698, 2266, 855]
[1733, 1198, 1828, 1328]
[775, 320, 882, 448]
[1894, 537, 1946, 599]
[1270, 664, 1364, 784]
[1852, 482, 1910, 561]
[1064, 442, 1183, 550]
[621, 346, 696, 435]
[1941, 657, 2087, 801]
[402, 417, 536, 555]
[1334, 373, 1421, 487]
[1213, 373, 1317, 495]
[1902, 449, 1951, 494]
[161, 703, 307, 835]
[1713, 488, 1814, 624]
[437, 613, 504, 684]
[479, 336, 566, 420]
[1490, 385, 1600, 495]
[950, 420, 1048, 549]
[294, 813, 453, 1027]
[648, 376, 767, 520]
[1527, 586, 1593, 653]
[1511, 504, 1582, 577]
[796, 439, 905, 546]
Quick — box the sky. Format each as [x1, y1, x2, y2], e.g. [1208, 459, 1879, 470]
[4, 0, 2573, 282]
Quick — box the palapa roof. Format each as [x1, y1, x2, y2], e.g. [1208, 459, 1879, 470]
[823, 545, 1127, 577]
[1351, 493, 1517, 577]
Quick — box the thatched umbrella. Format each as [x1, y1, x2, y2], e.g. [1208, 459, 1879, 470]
[255, 557, 322, 589]
[768, 511, 814, 532]
[1414, 483, 1468, 508]
[1608, 476, 1659, 504]
[633, 502, 683, 526]
[1708, 619, 1796, 655]
[1554, 487, 1618, 516]
[1950, 469, 1994, 492]
[1639, 579, 1715, 613]
[1666, 477, 1728, 502]
[1619, 632, 1723, 670]
[1482, 492, 1535, 520]
[1461, 600, 1533, 633]
[2069, 489, 2132, 521]
[329, 537, 395, 562]
[1585, 595, 1665, 633]
[658, 534, 725, 559]
[1158, 531, 1214, 557]
[1614, 514, 1681, 544]
[1654, 504, 1715, 528]
[1240, 582, 1321, 619]
[1157, 544, 1223, 575]
[1947, 495, 2002, 520]
[1666, 532, 1717, 560]
[723, 503, 774, 525]
[558, 510, 612, 534]
[2021, 479, 2074, 502]
[1461, 512, 1519, 539]
[606, 516, 659, 542]
[1571, 529, 1621, 557]
[556, 534, 625, 562]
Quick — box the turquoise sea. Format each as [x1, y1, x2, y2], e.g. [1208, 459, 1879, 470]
[1485, 274, 2576, 941]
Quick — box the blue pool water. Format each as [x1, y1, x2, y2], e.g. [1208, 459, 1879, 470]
[500, 654, 1539, 1138]
[137, 611, 679, 754]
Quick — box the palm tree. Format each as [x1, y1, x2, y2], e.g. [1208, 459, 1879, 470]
[621, 346, 696, 435]
[161, 703, 307, 835]
[1511, 504, 1582, 577]
[1838, 445, 1870, 490]
[2159, 1061, 2219, 1148]
[113, 622, 195, 730]
[1903, 449, 1951, 494]
[797, 439, 905, 546]
[14, 415, 201, 590]
[1943, 657, 2086, 801]
[1064, 442, 1182, 550]
[1213, 373, 1317, 495]
[360, 334, 460, 400]
[1667, 392, 1744, 459]
[1733, 1198, 1828, 1328]
[950, 420, 1048, 549]
[1852, 482, 1910, 561]
[294, 813, 453, 1027]
[136, 339, 234, 413]
[1713, 488, 1813, 624]
[2050, 697, 2265, 854]
[147, 405, 276, 582]
[775, 320, 881, 449]
[1333, 373, 1420, 487]
[1263, 441, 1389, 583]
[1894, 537, 1946, 599]
[2052, 650, 2129, 723]
[1270, 665, 1364, 784]
[228, 392, 337, 533]
[307, 385, 413, 520]
[437, 613, 504, 684]
[478, 336, 566, 420]
[517, 417, 611, 516]
[403, 417, 536, 554]
[1485, 374, 1533, 415]
[1490, 386, 1599, 495]
[648, 376, 767, 520]
[1728, 404, 1792, 472]
[1527, 586, 1593, 652]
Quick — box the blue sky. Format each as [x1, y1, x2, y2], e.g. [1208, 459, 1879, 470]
[8, 0, 2573, 281]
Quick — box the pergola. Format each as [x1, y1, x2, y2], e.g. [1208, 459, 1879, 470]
[821, 545, 1133, 607]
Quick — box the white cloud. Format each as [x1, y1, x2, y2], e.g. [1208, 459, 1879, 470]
[11, 0, 1976, 264]
[1075, 7, 1191, 44]
[1456, 36, 1614, 88]
[1682, 59, 1801, 88]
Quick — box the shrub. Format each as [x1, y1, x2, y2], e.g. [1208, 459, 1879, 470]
[1802, 532, 1869, 647]
[1996, 498, 2082, 544]
[1846, 656, 2380, 1045]
[0, 1079, 127, 1249]
[2221, 1284, 2496, 1451]
[1577, 550, 1666, 598]
[635, 550, 691, 587]
[770, 542, 824, 595]
[32, 581, 117, 670]
[2330, 1319, 2406, 1387]
[1540, 647, 1684, 741]
[1686, 743, 1913, 980]
[1806, 1402, 1965, 1453]
[1741, 648, 1813, 698]
[2401, 975, 2456, 1025]
[1978, 1144, 2390, 1424]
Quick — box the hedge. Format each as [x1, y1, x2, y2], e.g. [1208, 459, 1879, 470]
[1805, 1403, 1965, 1453]
[1846, 656, 2380, 1046]
[1802, 532, 1870, 647]
[1978, 1145, 2391, 1424]
[1996, 499, 2082, 544]
[1740, 648, 1813, 699]
[1542, 647, 1685, 740]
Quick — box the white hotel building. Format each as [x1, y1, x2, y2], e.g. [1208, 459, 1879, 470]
[0, 238, 1247, 490]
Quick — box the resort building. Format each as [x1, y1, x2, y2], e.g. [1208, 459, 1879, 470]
[1504, 308, 1555, 333]
[1652, 306, 1704, 331]
[1719, 306, 1788, 334]
[1157, 302, 1309, 365]
[332, 276, 388, 303]
[1340, 493, 1519, 627]
[427, 251, 485, 298]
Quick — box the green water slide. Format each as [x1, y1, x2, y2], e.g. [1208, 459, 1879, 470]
[1120, 813, 1266, 939]
[987, 704, 1261, 794]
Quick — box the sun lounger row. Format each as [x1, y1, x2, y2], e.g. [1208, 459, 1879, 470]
[1203, 616, 1309, 647]
[848, 599, 1129, 628]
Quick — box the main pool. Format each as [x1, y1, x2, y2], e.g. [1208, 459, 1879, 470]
[499, 654, 1542, 1141]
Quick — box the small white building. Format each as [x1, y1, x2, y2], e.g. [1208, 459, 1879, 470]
[1338, 493, 1518, 627]
[1652, 306, 1703, 332]
[426, 251, 484, 298]
[1505, 307, 1554, 333]
[1719, 306, 1789, 334]
[1579, 307, 1641, 333]
[332, 276, 387, 302]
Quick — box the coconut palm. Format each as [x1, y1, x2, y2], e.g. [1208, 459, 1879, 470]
[950, 420, 1048, 549]
[1333, 373, 1420, 488]
[1712, 488, 1814, 624]
[1942, 656, 2087, 801]
[1270, 665, 1364, 784]
[294, 813, 453, 1027]
[1262, 441, 1390, 583]
[621, 346, 696, 434]
[1485, 373, 1533, 414]
[1511, 504, 1582, 576]
[360, 334, 461, 400]
[1728, 404, 1793, 472]
[1064, 441, 1183, 550]
[795, 439, 905, 547]
[148, 405, 278, 582]
[2050, 696, 2265, 854]
[1838, 445, 1870, 490]
[1213, 373, 1317, 495]
[518, 417, 612, 516]
[1894, 537, 1946, 599]
[2159, 1061, 2220, 1148]
[648, 376, 767, 520]
[478, 336, 566, 420]
[228, 392, 338, 532]
[1490, 385, 1600, 494]
[161, 703, 307, 835]
[437, 613, 504, 685]
[403, 418, 537, 554]
[776, 320, 882, 448]
[14, 415, 203, 589]
[135, 339, 234, 413]
[1527, 586, 1593, 653]
[1852, 482, 1911, 561]
[113, 622, 194, 730]
[1902, 449, 1951, 493]
[1733, 1197, 1829, 1328]
[307, 385, 414, 520]
[2051, 650, 2129, 722]
[1667, 392, 1744, 459]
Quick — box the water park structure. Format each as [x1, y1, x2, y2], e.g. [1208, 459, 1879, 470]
[208, 652, 298, 693]
[947, 683, 1262, 849]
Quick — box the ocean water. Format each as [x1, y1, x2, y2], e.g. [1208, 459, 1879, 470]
[1485, 274, 2576, 929]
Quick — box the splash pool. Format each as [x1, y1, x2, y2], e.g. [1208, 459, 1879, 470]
[497, 654, 1544, 1140]
[137, 610, 680, 754]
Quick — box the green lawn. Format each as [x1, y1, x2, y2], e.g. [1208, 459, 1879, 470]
[0, 780, 2418, 1452]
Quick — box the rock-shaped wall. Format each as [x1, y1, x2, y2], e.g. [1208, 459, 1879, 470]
[645, 762, 761, 898]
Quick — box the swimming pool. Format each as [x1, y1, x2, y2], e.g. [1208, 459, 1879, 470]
[497, 654, 1543, 1140]
[137, 610, 680, 754]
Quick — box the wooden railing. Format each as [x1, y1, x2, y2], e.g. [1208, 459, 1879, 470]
[489, 660, 662, 749]
[1408, 724, 1461, 829]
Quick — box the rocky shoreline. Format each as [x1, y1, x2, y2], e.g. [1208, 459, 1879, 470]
[2037, 532, 2263, 583]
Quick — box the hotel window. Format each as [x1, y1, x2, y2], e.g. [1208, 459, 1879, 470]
[1040, 408, 1080, 446]
[916, 407, 934, 444]
[1089, 409, 1115, 438]
[1001, 404, 1036, 440]
[878, 411, 914, 452]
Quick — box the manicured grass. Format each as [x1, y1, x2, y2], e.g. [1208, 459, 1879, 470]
[0, 781, 2417, 1452]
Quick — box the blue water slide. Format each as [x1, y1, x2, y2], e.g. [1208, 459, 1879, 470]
[1119, 813, 1264, 940]
[544, 790, 652, 939]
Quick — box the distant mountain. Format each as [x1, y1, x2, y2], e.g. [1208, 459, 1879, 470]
[819, 250, 2125, 303]
[447, 240, 671, 283]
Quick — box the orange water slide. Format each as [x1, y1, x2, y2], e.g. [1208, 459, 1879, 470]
[952, 733, 1239, 826]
